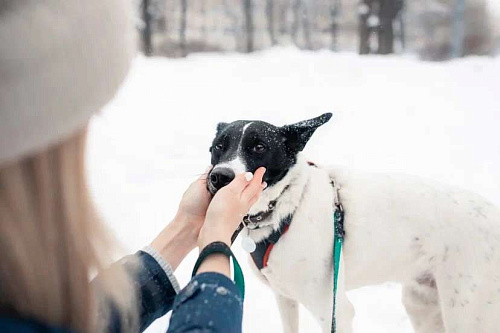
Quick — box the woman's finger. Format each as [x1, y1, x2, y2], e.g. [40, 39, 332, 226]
[226, 172, 252, 193]
[241, 167, 266, 202]
[248, 192, 262, 207]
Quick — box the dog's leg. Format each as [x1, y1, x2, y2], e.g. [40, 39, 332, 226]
[275, 293, 299, 333]
[402, 274, 445, 333]
[434, 267, 500, 333]
[303, 290, 353, 333]
[333, 256, 354, 333]
[303, 275, 354, 333]
[331, 291, 355, 333]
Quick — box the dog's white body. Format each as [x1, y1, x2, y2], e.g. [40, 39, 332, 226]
[247, 154, 500, 333]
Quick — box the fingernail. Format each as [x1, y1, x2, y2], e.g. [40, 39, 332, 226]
[262, 182, 268, 189]
[244, 172, 254, 181]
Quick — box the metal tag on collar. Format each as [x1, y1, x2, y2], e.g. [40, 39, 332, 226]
[241, 228, 256, 253]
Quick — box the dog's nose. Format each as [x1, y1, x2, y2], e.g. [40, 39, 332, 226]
[209, 168, 235, 190]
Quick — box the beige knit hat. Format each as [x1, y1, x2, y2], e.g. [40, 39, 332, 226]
[0, 0, 136, 166]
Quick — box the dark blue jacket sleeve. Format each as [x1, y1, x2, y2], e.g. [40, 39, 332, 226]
[167, 272, 243, 333]
[123, 251, 178, 332]
[95, 250, 178, 333]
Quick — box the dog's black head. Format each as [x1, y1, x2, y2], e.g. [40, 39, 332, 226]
[207, 113, 332, 194]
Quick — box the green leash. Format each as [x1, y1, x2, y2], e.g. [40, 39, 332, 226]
[237, 201, 342, 325]
[234, 205, 342, 310]
[332, 202, 345, 333]
[232, 256, 245, 299]
[192, 241, 245, 299]
[231, 174, 344, 325]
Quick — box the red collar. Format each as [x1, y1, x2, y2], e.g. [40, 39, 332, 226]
[261, 224, 290, 268]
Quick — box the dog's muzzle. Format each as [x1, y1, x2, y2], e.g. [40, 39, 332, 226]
[207, 167, 235, 194]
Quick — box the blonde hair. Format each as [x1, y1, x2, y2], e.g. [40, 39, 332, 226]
[0, 129, 137, 332]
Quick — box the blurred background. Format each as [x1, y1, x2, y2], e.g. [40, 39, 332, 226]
[132, 0, 499, 60]
[86, 1, 500, 332]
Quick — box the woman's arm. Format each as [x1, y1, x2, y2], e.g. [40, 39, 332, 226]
[94, 212, 200, 333]
[99, 167, 265, 332]
[151, 168, 213, 270]
[167, 168, 266, 333]
[196, 168, 266, 276]
[96, 170, 214, 332]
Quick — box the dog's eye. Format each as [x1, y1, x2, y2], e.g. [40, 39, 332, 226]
[253, 144, 266, 153]
[214, 143, 223, 151]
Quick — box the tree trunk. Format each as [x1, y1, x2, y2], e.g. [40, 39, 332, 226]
[266, 0, 277, 45]
[179, 0, 188, 57]
[223, 0, 240, 51]
[329, 0, 341, 51]
[201, 0, 207, 40]
[292, 0, 301, 46]
[378, 0, 403, 54]
[302, 2, 313, 49]
[451, 0, 466, 58]
[378, 0, 395, 54]
[243, 0, 254, 52]
[278, 1, 290, 36]
[358, 0, 371, 54]
[142, 0, 153, 56]
[398, 4, 405, 51]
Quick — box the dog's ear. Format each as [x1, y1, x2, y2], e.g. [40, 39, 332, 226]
[216, 122, 228, 134]
[210, 122, 229, 152]
[281, 113, 332, 153]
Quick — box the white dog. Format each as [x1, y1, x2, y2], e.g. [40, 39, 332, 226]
[207, 113, 500, 333]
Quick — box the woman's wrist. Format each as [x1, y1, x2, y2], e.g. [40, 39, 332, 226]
[195, 225, 235, 278]
[199, 213, 242, 246]
[198, 223, 233, 249]
[150, 213, 200, 270]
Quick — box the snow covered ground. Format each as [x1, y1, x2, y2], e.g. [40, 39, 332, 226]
[87, 48, 500, 332]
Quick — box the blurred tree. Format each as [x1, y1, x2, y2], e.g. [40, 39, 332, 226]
[243, 0, 254, 52]
[451, 0, 466, 57]
[278, 0, 290, 36]
[135, 0, 491, 59]
[290, 0, 313, 49]
[329, 0, 342, 51]
[142, 0, 153, 56]
[358, 0, 372, 54]
[378, 0, 394, 54]
[266, 0, 277, 45]
[201, 1, 207, 40]
[358, 0, 403, 54]
[378, 0, 403, 54]
[180, 0, 187, 57]
[396, 1, 405, 51]
[223, 0, 241, 51]
[302, 1, 313, 49]
[292, 0, 301, 45]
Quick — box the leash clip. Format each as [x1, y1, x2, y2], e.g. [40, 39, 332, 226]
[334, 203, 345, 240]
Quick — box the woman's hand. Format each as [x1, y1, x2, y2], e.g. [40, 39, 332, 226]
[196, 167, 266, 277]
[198, 167, 267, 249]
[150, 167, 213, 270]
[176, 166, 213, 235]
